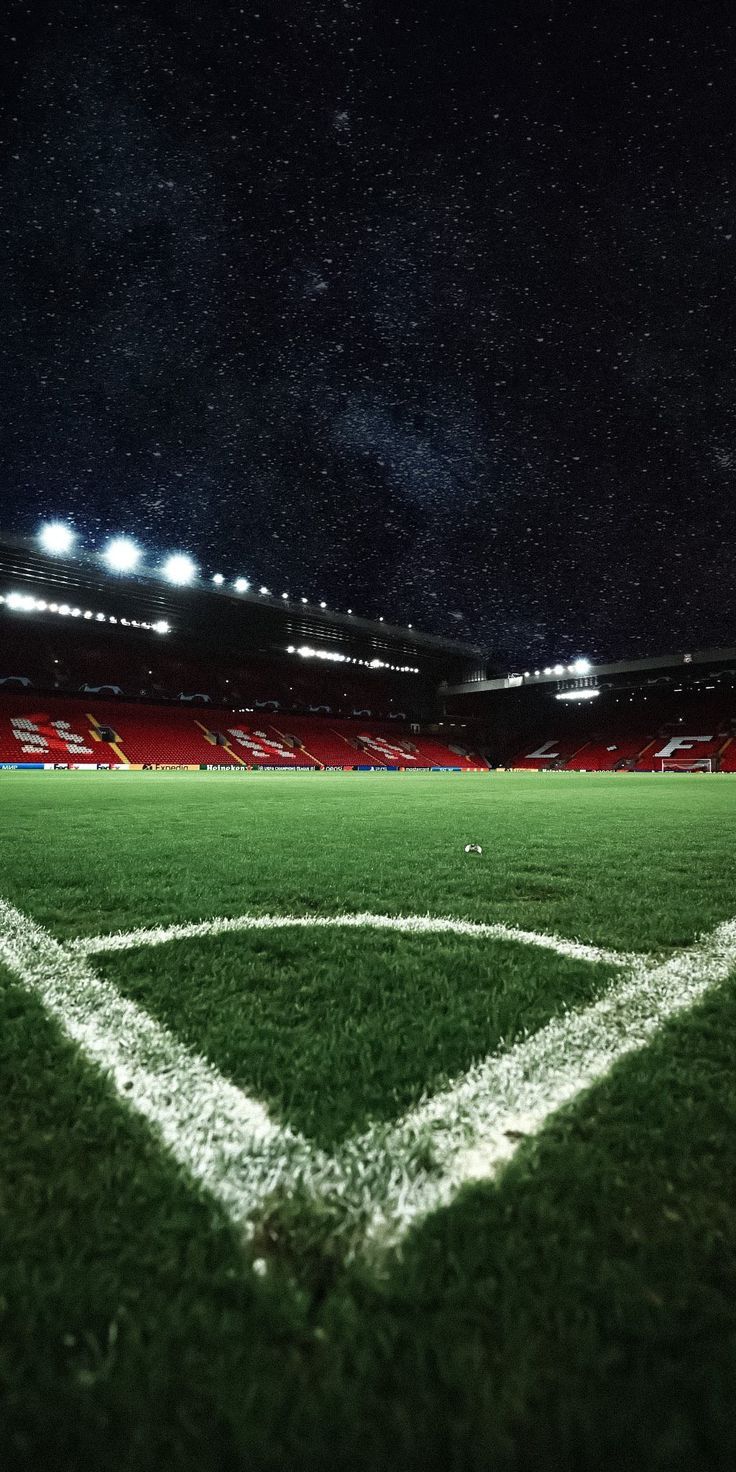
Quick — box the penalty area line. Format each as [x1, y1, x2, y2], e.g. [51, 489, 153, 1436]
[69, 909, 637, 971]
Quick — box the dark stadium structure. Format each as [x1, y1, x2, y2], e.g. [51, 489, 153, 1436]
[0, 536, 488, 722]
[443, 649, 736, 769]
[2, 534, 735, 769]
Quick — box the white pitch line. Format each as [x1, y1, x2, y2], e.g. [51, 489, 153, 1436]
[4, 892, 736, 1266]
[69, 909, 636, 970]
[0, 895, 329, 1233]
[349, 917, 736, 1253]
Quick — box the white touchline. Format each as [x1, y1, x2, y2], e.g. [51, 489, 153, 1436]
[0, 895, 330, 1233]
[69, 909, 636, 971]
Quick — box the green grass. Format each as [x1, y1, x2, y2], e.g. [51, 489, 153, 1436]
[100, 928, 616, 1145]
[1, 769, 734, 948]
[0, 770, 735, 1470]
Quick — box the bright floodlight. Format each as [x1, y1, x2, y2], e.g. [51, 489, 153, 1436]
[571, 657, 592, 674]
[39, 522, 75, 556]
[163, 553, 196, 585]
[234, 577, 249, 592]
[212, 573, 225, 586]
[555, 687, 599, 702]
[103, 537, 140, 573]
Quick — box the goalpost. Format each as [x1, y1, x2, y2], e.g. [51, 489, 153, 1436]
[660, 757, 713, 773]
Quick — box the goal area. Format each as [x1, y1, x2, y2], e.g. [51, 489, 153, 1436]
[660, 758, 713, 773]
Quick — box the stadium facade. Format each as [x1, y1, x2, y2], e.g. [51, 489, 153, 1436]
[0, 536, 489, 722]
[1, 534, 734, 768]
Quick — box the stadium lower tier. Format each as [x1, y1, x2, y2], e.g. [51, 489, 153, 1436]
[0, 694, 486, 770]
[509, 729, 736, 771]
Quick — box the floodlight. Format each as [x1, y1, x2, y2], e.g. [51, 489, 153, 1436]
[320, 601, 327, 609]
[301, 597, 308, 604]
[571, 657, 592, 674]
[234, 577, 249, 592]
[555, 688, 599, 702]
[39, 522, 75, 555]
[153, 619, 170, 634]
[281, 592, 289, 600]
[259, 586, 269, 595]
[553, 663, 565, 675]
[212, 573, 225, 586]
[163, 553, 196, 585]
[103, 537, 140, 573]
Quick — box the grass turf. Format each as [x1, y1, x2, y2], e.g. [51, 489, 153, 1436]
[99, 928, 617, 1145]
[0, 769, 735, 1469]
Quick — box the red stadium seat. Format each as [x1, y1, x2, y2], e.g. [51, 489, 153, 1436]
[0, 694, 486, 770]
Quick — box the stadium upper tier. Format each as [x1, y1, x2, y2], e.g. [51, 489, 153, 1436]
[0, 536, 487, 682]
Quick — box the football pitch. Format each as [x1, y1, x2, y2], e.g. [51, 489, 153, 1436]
[1, 769, 735, 1470]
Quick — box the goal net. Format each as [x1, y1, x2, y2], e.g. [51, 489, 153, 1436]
[660, 758, 713, 773]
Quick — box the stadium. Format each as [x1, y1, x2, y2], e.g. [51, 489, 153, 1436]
[1, 527, 736, 1469]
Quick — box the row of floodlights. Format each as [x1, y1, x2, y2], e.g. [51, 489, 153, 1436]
[511, 659, 593, 680]
[287, 644, 419, 674]
[39, 524, 200, 585]
[35, 524, 410, 624]
[1, 591, 170, 634]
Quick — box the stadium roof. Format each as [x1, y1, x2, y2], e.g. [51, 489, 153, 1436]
[444, 645, 736, 697]
[0, 536, 487, 677]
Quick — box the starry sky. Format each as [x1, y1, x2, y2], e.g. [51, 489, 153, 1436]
[2, 0, 735, 664]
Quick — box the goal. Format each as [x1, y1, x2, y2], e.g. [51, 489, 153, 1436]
[660, 758, 713, 773]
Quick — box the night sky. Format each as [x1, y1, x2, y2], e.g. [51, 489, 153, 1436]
[2, 1, 735, 664]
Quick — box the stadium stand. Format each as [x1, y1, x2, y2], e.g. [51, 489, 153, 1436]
[265, 717, 369, 768]
[718, 737, 736, 772]
[0, 693, 487, 769]
[507, 737, 589, 769]
[633, 731, 728, 771]
[343, 721, 485, 770]
[507, 727, 735, 771]
[564, 737, 647, 771]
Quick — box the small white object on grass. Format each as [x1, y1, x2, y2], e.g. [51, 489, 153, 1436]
[464, 843, 483, 855]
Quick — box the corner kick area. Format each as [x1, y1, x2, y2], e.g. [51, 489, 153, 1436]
[1, 769, 736, 1468]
